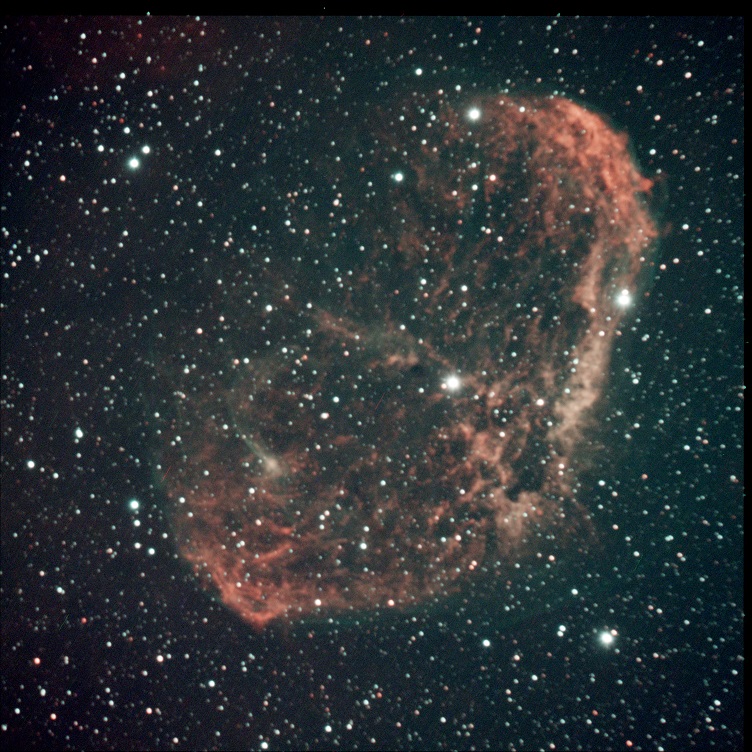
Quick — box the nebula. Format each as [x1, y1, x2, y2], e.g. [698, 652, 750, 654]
[157, 94, 658, 629]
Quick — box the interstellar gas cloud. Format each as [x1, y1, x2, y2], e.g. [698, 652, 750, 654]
[155, 93, 657, 629]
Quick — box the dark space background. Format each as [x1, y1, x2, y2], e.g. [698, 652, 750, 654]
[1, 16, 743, 751]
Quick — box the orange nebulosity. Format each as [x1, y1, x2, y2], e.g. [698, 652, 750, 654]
[160, 94, 657, 629]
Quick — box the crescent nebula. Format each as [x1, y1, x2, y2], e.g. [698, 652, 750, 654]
[157, 94, 658, 629]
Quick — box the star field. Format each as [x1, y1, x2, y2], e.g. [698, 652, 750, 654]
[1, 16, 743, 751]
